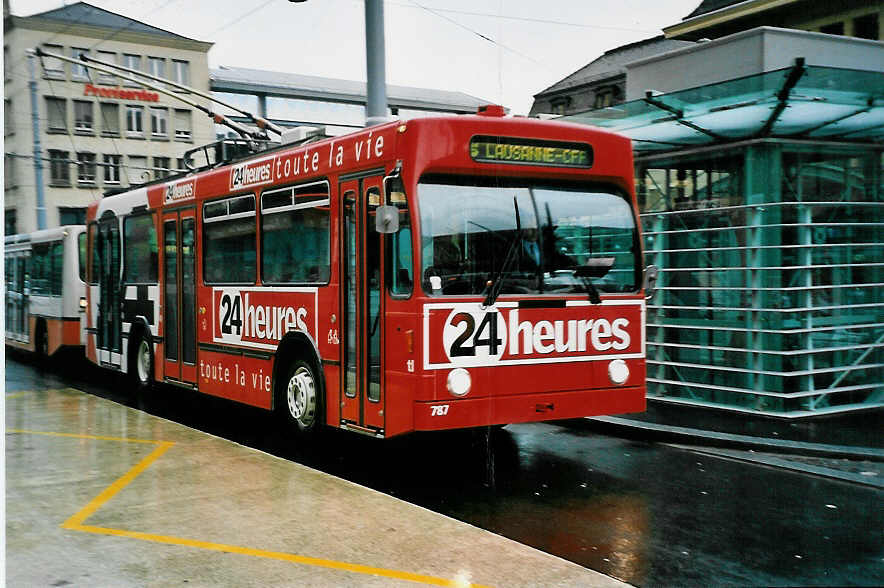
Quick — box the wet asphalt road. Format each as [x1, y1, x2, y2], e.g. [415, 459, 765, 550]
[6, 353, 884, 586]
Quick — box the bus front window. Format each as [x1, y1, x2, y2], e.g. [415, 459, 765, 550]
[417, 179, 639, 296]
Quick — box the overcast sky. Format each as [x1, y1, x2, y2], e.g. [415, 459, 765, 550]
[14, 0, 701, 114]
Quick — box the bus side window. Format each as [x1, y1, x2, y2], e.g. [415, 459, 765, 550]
[123, 213, 158, 284]
[261, 181, 330, 284]
[203, 194, 257, 284]
[78, 232, 87, 282]
[389, 208, 412, 295]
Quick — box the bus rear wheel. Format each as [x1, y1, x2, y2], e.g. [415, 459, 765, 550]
[130, 333, 154, 393]
[34, 321, 49, 361]
[279, 359, 321, 435]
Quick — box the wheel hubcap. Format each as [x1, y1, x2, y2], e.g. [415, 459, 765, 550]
[287, 366, 316, 427]
[137, 340, 150, 383]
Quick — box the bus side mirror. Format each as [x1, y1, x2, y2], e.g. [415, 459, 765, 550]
[643, 265, 658, 300]
[375, 205, 399, 234]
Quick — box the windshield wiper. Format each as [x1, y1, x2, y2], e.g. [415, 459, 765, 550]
[482, 197, 523, 308]
[574, 257, 615, 304]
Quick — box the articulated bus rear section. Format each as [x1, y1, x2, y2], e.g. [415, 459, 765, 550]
[85, 110, 654, 439]
[5, 226, 87, 358]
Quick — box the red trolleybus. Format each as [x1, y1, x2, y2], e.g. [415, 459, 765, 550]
[5, 226, 88, 358]
[85, 107, 651, 438]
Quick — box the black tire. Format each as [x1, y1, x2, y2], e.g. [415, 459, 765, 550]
[34, 321, 49, 362]
[130, 331, 154, 394]
[277, 358, 322, 435]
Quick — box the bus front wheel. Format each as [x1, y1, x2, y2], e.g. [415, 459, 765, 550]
[279, 359, 321, 435]
[35, 320, 49, 360]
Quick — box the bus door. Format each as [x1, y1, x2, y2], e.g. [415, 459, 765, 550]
[96, 214, 122, 367]
[161, 210, 197, 385]
[340, 175, 386, 432]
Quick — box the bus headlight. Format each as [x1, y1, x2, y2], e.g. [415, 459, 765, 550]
[79, 296, 87, 310]
[447, 368, 471, 397]
[608, 359, 629, 385]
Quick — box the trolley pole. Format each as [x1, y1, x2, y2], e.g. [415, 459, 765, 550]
[28, 52, 47, 230]
[364, 0, 389, 127]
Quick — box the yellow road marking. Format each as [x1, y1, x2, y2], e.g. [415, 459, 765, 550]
[6, 392, 27, 399]
[12, 429, 491, 587]
[61, 441, 175, 529]
[69, 524, 487, 587]
[9, 429, 164, 444]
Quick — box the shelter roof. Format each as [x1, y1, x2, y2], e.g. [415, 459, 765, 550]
[211, 66, 489, 113]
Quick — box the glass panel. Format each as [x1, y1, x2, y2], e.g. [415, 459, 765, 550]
[562, 65, 884, 151]
[389, 204, 413, 295]
[639, 143, 883, 416]
[366, 187, 381, 403]
[30, 241, 62, 295]
[203, 196, 256, 284]
[78, 232, 86, 282]
[344, 195, 357, 399]
[261, 185, 330, 284]
[417, 179, 639, 296]
[164, 221, 178, 361]
[100, 221, 122, 353]
[181, 218, 196, 365]
[123, 214, 158, 283]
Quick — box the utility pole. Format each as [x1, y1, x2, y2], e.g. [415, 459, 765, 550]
[364, 0, 388, 127]
[28, 52, 47, 230]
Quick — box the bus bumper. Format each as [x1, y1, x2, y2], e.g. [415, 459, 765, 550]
[413, 387, 645, 432]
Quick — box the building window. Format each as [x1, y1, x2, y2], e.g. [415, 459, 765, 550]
[73, 100, 93, 133]
[172, 60, 190, 87]
[820, 21, 844, 36]
[154, 156, 171, 179]
[103, 154, 121, 184]
[593, 86, 620, 110]
[129, 155, 148, 185]
[174, 109, 192, 141]
[41, 44, 65, 78]
[48, 150, 71, 186]
[126, 105, 144, 137]
[5, 45, 11, 82]
[4, 99, 12, 136]
[46, 97, 67, 132]
[150, 107, 168, 138]
[96, 50, 117, 83]
[77, 152, 97, 185]
[5, 155, 17, 189]
[5, 209, 17, 235]
[123, 54, 141, 85]
[549, 96, 571, 114]
[71, 48, 89, 79]
[59, 207, 86, 225]
[853, 13, 879, 40]
[100, 102, 120, 136]
[148, 57, 165, 82]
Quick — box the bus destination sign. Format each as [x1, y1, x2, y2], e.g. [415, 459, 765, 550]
[470, 136, 592, 168]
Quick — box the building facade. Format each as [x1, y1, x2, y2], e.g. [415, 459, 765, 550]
[532, 2, 883, 419]
[529, 36, 695, 118]
[4, 2, 214, 234]
[665, 0, 882, 41]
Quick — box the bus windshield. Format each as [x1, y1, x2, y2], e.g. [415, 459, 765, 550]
[418, 179, 639, 296]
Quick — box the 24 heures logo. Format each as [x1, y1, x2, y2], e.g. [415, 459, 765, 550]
[425, 301, 643, 369]
[212, 288, 315, 349]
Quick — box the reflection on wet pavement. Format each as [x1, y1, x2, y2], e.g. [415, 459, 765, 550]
[7, 353, 883, 586]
